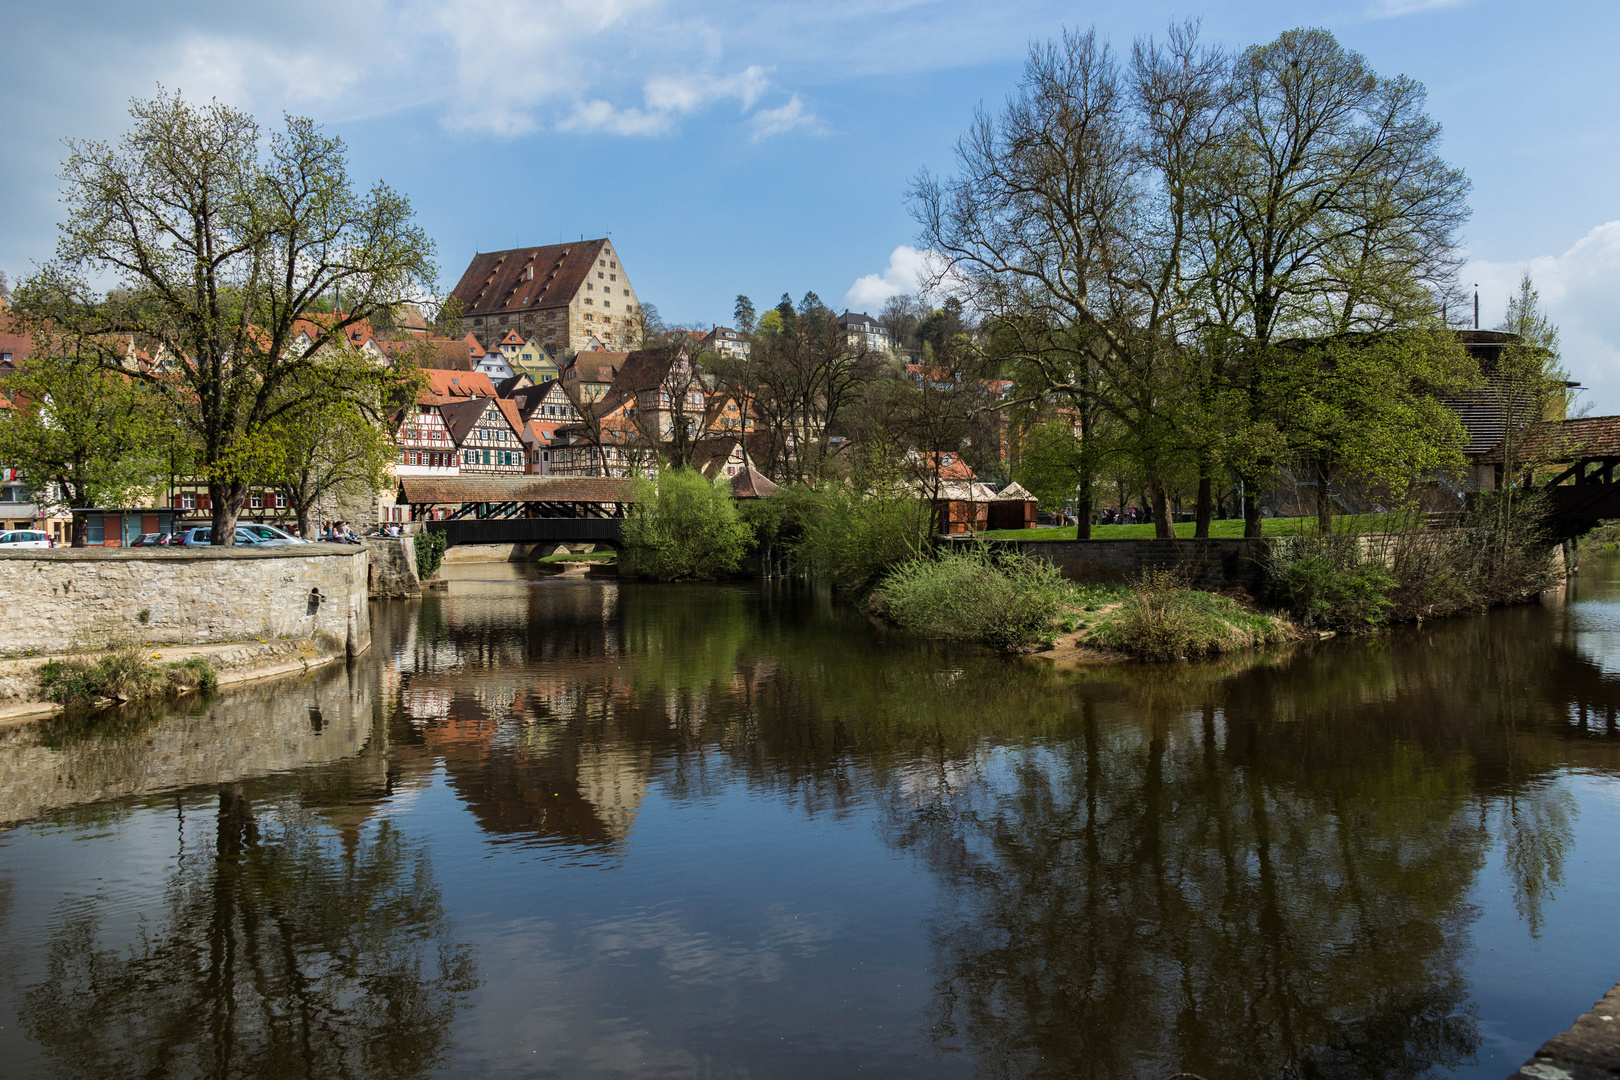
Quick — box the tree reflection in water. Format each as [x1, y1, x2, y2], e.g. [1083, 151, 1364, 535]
[18, 784, 477, 1080]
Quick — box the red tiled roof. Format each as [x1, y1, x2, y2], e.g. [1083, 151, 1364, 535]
[424, 369, 498, 401]
[448, 240, 612, 319]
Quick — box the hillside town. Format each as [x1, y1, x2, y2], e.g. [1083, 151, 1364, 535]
[0, 235, 1046, 544]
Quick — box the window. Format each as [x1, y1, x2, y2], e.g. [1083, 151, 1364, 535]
[623, 289, 629, 296]
[598, 272, 604, 279]
[610, 261, 617, 268]
[610, 274, 616, 281]
[586, 282, 594, 291]
[250, 494, 263, 509]
[180, 493, 195, 510]
[473, 317, 483, 326]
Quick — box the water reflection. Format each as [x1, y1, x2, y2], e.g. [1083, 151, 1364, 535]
[18, 786, 476, 1079]
[3, 561, 1620, 1078]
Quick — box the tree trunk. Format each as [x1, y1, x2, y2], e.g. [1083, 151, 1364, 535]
[1076, 472, 1093, 540]
[1243, 488, 1262, 539]
[209, 481, 246, 545]
[296, 505, 315, 541]
[1194, 473, 1214, 539]
[1150, 479, 1176, 539]
[71, 516, 88, 547]
[1315, 459, 1334, 535]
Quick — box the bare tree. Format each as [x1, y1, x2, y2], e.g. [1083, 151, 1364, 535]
[912, 25, 1226, 537]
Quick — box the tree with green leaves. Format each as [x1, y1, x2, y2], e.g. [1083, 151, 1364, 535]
[1276, 330, 1476, 533]
[0, 336, 175, 545]
[17, 90, 435, 544]
[1491, 273, 1570, 508]
[267, 349, 419, 538]
[1014, 417, 1085, 512]
[622, 468, 753, 581]
[733, 295, 756, 335]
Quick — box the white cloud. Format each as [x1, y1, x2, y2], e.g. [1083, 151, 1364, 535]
[167, 33, 362, 109]
[845, 245, 937, 309]
[1367, 0, 1472, 16]
[747, 94, 821, 141]
[1466, 221, 1620, 413]
[558, 99, 674, 136]
[644, 66, 769, 114]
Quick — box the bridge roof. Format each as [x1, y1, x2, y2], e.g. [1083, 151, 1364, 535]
[1478, 416, 1620, 465]
[398, 476, 637, 505]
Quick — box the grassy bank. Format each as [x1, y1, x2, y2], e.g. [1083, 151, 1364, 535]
[37, 644, 218, 707]
[1083, 575, 1295, 661]
[537, 551, 616, 564]
[871, 547, 1295, 661]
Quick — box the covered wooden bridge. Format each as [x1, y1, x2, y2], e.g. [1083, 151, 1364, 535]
[395, 476, 638, 548]
[1479, 416, 1620, 539]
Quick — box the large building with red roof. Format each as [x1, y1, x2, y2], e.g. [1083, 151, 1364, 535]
[448, 238, 643, 355]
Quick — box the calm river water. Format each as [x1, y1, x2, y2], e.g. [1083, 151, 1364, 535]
[3, 558, 1620, 1079]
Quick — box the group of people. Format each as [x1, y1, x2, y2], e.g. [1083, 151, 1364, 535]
[1097, 505, 1154, 526]
[318, 521, 361, 544]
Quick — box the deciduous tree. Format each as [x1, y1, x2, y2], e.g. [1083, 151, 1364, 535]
[20, 91, 435, 544]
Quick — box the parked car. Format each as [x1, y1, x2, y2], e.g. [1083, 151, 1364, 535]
[237, 523, 308, 546]
[130, 532, 171, 547]
[0, 529, 52, 548]
[180, 527, 267, 547]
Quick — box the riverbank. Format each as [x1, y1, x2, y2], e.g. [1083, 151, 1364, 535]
[0, 636, 347, 726]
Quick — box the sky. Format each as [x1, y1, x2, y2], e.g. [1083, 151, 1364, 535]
[1, 0, 1617, 406]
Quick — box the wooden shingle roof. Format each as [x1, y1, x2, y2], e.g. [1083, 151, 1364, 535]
[1478, 416, 1620, 465]
[397, 476, 638, 505]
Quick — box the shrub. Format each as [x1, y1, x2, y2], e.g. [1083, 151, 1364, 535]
[622, 468, 753, 581]
[874, 544, 1072, 652]
[37, 644, 218, 706]
[793, 481, 933, 592]
[414, 530, 448, 578]
[1263, 536, 1395, 631]
[1091, 570, 1292, 661]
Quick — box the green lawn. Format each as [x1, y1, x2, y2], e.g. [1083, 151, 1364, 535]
[979, 513, 1410, 541]
[537, 551, 617, 563]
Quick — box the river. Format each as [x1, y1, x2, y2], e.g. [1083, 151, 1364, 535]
[2, 557, 1619, 1080]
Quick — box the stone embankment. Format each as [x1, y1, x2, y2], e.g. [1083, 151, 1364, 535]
[364, 536, 421, 598]
[0, 656, 374, 824]
[0, 545, 370, 656]
[1509, 981, 1620, 1079]
[0, 637, 350, 724]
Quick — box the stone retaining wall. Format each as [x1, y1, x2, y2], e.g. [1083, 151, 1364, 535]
[957, 537, 1272, 588]
[0, 546, 370, 656]
[365, 537, 421, 598]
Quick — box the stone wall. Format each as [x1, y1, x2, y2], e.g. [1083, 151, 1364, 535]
[0, 546, 370, 656]
[365, 537, 421, 598]
[0, 659, 374, 825]
[959, 537, 1272, 589]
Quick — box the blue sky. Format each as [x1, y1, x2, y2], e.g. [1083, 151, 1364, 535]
[3, 0, 1617, 405]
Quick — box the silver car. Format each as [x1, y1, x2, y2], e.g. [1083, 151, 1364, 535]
[181, 527, 267, 547]
[237, 523, 308, 546]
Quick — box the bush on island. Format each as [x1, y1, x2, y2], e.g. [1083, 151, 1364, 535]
[792, 479, 933, 593]
[38, 643, 219, 706]
[1090, 570, 1292, 661]
[874, 544, 1072, 653]
[623, 468, 753, 581]
[1263, 536, 1395, 631]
